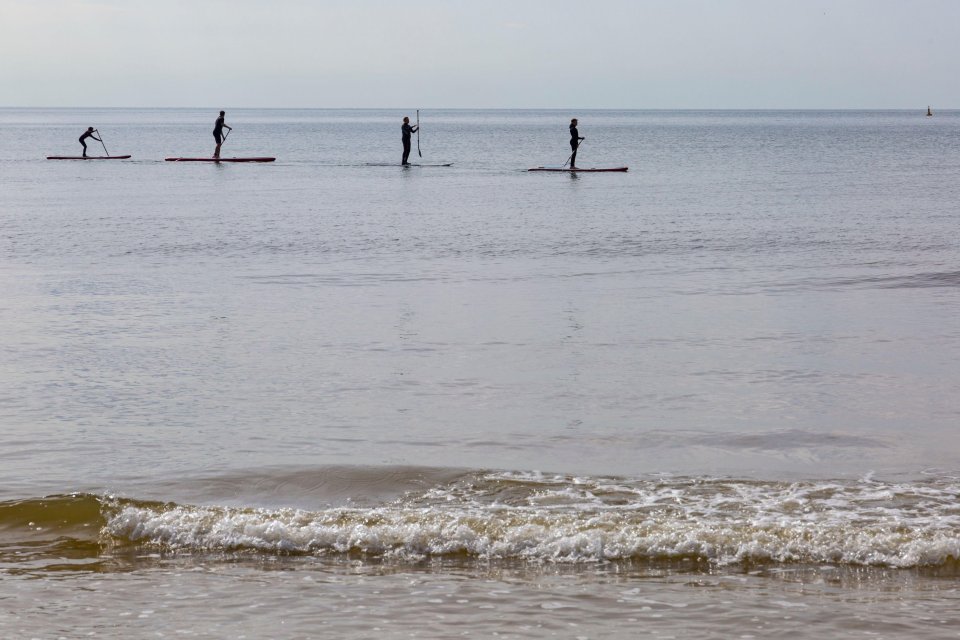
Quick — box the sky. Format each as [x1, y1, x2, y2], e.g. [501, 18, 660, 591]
[1, 0, 957, 109]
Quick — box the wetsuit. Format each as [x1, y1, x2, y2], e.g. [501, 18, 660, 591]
[79, 130, 99, 157]
[401, 122, 418, 165]
[569, 123, 580, 167]
[213, 116, 226, 145]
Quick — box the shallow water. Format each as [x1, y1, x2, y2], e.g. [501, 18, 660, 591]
[1, 108, 959, 637]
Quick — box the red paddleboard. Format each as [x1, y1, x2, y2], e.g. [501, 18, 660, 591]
[47, 155, 132, 160]
[165, 157, 276, 163]
[528, 166, 628, 172]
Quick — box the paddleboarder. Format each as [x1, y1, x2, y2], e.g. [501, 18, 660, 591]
[78, 127, 101, 158]
[401, 116, 419, 165]
[569, 118, 585, 168]
[213, 110, 232, 159]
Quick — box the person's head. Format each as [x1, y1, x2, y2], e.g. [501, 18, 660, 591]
[571, 118, 578, 125]
[403, 116, 410, 123]
[219, 110, 225, 116]
[87, 126, 94, 132]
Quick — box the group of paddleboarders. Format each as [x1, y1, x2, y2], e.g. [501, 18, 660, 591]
[74, 112, 588, 167]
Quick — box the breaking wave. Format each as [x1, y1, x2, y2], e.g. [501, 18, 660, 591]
[4, 471, 960, 569]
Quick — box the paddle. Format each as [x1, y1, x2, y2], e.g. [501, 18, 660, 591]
[215, 128, 230, 158]
[416, 109, 422, 158]
[95, 129, 110, 156]
[563, 137, 585, 168]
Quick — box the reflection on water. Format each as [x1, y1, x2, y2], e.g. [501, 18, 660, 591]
[3, 554, 960, 639]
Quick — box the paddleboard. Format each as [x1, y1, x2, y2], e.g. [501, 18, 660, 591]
[528, 166, 628, 172]
[364, 163, 453, 167]
[165, 157, 276, 163]
[46, 155, 132, 160]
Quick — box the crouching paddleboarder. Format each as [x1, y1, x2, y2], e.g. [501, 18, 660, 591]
[79, 127, 101, 158]
[213, 110, 232, 159]
[401, 116, 419, 165]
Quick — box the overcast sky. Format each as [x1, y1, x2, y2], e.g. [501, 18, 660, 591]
[1, 0, 957, 108]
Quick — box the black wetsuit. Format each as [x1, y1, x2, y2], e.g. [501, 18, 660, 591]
[213, 116, 226, 145]
[569, 124, 580, 167]
[401, 123, 418, 164]
[79, 130, 99, 156]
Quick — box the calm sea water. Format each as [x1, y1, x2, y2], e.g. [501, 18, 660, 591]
[1, 108, 959, 638]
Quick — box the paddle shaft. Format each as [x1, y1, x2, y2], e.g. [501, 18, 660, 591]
[95, 129, 110, 156]
[416, 110, 422, 157]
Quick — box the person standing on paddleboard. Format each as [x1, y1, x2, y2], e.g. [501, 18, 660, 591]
[78, 127, 101, 158]
[213, 111, 232, 159]
[401, 116, 419, 165]
[569, 118, 585, 168]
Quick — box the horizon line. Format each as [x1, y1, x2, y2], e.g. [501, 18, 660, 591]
[0, 106, 950, 112]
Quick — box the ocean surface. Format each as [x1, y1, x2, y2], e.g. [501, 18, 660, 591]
[1, 108, 959, 638]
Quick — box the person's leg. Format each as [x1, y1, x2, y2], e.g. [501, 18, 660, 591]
[402, 140, 411, 165]
[81, 140, 87, 157]
[570, 143, 577, 168]
[214, 133, 222, 158]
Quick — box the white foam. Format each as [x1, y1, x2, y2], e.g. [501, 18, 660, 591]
[101, 474, 960, 567]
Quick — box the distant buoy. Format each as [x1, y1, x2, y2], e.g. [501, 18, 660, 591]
[927, 106, 933, 117]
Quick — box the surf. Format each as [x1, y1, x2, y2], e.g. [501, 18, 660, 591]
[5, 472, 958, 571]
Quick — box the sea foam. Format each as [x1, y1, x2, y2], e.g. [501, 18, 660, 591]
[100, 472, 960, 567]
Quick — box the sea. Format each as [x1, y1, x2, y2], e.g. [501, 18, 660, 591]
[1, 108, 959, 638]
